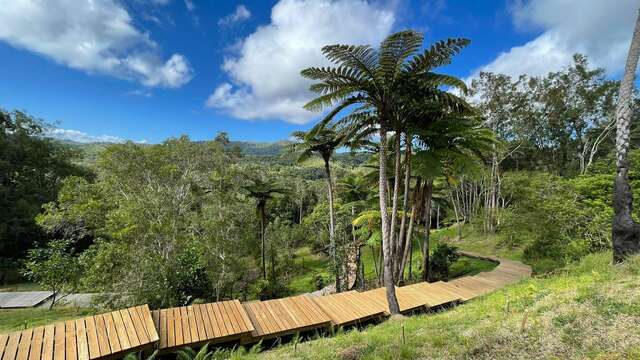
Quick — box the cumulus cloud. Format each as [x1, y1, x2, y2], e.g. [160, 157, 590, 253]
[471, 0, 638, 79]
[207, 0, 394, 124]
[45, 128, 127, 144]
[218, 5, 252, 26]
[0, 0, 194, 88]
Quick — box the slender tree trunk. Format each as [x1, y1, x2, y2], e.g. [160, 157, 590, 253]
[378, 129, 400, 314]
[436, 205, 440, 229]
[324, 158, 340, 292]
[370, 245, 380, 281]
[396, 134, 412, 280]
[421, 179, 433, 282]
[260, 206, 266, 279]
[613, 9, 640, 262]
[400, 177, 421, 282]
[388, 132, 402, 283]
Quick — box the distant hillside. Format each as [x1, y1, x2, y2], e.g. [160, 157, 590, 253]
[228, 140, 291, 156]
[51, 138, 369, 167]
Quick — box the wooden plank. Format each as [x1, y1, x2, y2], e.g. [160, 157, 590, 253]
[179, 307, 190, 345]
[94, 315, 112, 357]
[192, 305, 208, 341]
[234, 300, 255, 333]
[197, 305, 214, 340]
[102, 313, 121, 355]
[0, 334, 8, 360]
[158, 310, 168, 349]
[211, 303, 229, 337]
[222, 301, 244, 334]
[140, 306, 159, 342]
[126, 308, 148, 345]
[53, 322, 65, 360]
[64, 320, 76, 360]
[118, 310, 139, 348]
[3, 332, 21, 360]
[204, 303, 221, 338]
[109, 311, 130, 350]
[74, 319, 89, 360]
[83, 317, 100, 360]
[185, 306, 199, 343]
[166, 309, 176, 348]
[172, 308, 183, 347]
[15, 329, 32, 360]
[28, 327, 44, 360]
[242, 303, 264, 337]
[41, 325, 55, 360]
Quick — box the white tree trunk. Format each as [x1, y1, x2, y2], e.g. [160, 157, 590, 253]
[613, 9, 640, 262]
[378, 129, 400, 314]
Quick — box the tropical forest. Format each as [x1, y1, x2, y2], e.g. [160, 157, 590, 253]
[1, 1, 640, 359]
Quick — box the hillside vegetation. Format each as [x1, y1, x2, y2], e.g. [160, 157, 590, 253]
[235, 253, 640, 360]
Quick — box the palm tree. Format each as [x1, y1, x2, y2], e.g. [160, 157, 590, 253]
[302, 30, 471, 314]
[613, 9, 640, 262]
[290, 123, 351, 291]
[242, 177, 287, 279]
[411, 114, 495, 281]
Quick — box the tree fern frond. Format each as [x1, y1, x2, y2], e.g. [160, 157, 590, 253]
[406, 38, 470, 74]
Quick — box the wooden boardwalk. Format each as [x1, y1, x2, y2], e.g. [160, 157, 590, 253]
[151, 300, 253, 351]
[310, 291, 386, 326]
[242, 295, 331, 341]
[2, 254, 532, 358]
[0, 305, 157, 360]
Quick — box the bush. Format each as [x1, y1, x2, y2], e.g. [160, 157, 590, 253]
[429, 243, 459, 281]
[499, 171, 612, 263]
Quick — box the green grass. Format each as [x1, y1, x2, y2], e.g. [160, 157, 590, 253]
[0, 282, 43, 292]
[232, 252, 640, 359]
[443, 223, 565, 274]
[0, 307, 94, 334]
[289, 247, 331, 294]
[288, 231, 498, 294]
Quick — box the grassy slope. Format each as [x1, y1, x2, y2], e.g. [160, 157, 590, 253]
[290, 234, 497, 294]
[237, 252, 640, 359]
[0, 308, 94, 334]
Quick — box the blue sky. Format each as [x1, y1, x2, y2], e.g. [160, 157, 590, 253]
[0, 0, 637, 143]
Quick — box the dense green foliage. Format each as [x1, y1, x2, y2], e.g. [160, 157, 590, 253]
[0, 110, 87, 281]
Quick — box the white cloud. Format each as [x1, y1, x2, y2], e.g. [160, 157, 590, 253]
[206, 0, 394, 124]
[45, 128, 127, 144]
[218, 5, 252, 26]
[0, 0, 193, 88]
[126, 89, 154, 98]
[470, 0, 638, 79]
[184, 0, 195, 11]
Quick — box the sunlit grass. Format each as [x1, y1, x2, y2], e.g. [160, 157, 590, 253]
[0, 307, 94, 334]
[238, 252, 640, 359]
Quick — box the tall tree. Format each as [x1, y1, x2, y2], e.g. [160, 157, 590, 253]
[302, 30, 470, 314]
[290, 123, 350, 291]
[243, 178, 287, 279]
[613, 9, 640, 262]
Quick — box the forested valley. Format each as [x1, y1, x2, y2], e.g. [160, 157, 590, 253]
[2, 46, 637, 316]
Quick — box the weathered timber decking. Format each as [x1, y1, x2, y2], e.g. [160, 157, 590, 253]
[2, 254, 532, 359]
[310, 291, 386, 326]
[151, 300, 253, 352]
[0, 305, 157, 360]
[242, 295, 331, 341]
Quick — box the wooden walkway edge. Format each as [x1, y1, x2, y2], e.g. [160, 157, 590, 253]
[0, 254, 531, 359]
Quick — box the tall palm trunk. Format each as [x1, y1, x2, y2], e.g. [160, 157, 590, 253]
[388, 131, 402, 282]
[324, 158, 340, 292]
[421, 179, 433, 281]
[400, 177, 421, 282]
[613, 9, 640, 262]
[396, 134, 412, 281]
[379, 129, 401, 314]
[259, 204, 267, 279]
